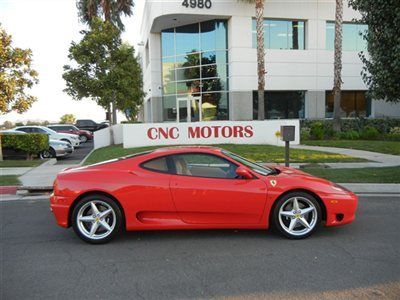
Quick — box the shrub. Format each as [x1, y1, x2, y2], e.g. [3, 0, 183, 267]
[1, 134, 49, 159]
[360, 126, 379, 140]
[340, 130, 360, 140]
[300, 128, 311, 140]
[309, 122, 325, 140]
[385, 127, 400, 141]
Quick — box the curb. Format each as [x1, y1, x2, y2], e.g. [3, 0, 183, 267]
[79, 148, 96, 166]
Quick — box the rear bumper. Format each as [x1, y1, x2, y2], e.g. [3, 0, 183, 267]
[323, 192, 358, 227]
[50, 194, 74, 228]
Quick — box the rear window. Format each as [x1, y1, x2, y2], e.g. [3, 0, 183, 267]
[141, 157, 169, 173]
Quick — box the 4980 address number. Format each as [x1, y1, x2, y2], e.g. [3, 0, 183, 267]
[182, 0, 212, 9]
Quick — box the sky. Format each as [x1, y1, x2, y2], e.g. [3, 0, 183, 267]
[0, 0, 145, 124]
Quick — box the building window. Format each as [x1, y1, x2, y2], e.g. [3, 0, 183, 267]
[326, 22, 368, 52]
[161, 20, 229, 122]
[325, 91, 371, 118]
[252, 19, 305, 50]
[253, 91, 305, 119]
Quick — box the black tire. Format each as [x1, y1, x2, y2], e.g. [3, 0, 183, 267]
[79, 135, 88, 143]
[271, 191, 321, 239]
[40, 147, 56, 159]
[71, 194, 122, 244]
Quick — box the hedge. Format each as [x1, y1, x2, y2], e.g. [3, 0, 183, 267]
[1, 134, 49, 156]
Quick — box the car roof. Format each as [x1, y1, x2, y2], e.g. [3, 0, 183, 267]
[152, 146, 223, 155]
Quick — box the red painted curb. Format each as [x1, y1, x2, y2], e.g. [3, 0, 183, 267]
[0, 186, 18, 195]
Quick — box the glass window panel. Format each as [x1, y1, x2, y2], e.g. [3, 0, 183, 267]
[215, 21, 227, 50]
[201, 64, 227, 79]
[269, 20, 289, 49]
[176, 66, 200, 81]
[163, 82, 176, 95]
[202, 92, 229, 120]
[325, 91, 369, 118]
[343, 23, 358, 51]
[177, 80, 201, 95]
[162, 58, 175, 84]
[253, 91, 305, 119]
[325, 22, 335, 50]
[176, 52, 200, 68]
[357, 24, 368, 51]
[201, 77, 228, 92]
[176, 23, 200, 55]
[161, 28, 175, 57]
[163, 95, 177, 121]
[200, 21, 216, 52]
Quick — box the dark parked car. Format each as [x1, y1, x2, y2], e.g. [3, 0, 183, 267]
[75, 119, 109, 132]
[48, 125, 93, 143]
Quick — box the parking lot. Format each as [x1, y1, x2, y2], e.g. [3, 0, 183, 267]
[1, 195, 399, 299]
[56, 140, 93, 165]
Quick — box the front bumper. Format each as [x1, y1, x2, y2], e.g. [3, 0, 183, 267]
[50, 194, 74, 228]
[323, 192, 358, 227]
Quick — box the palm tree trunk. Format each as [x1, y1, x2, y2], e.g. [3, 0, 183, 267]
[256, 0, 265, 120]
[0, 136, 3, 161]
[333, 0, 343, 132]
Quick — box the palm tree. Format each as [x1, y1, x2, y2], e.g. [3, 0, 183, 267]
[76, 0, 134, 124]
[333, 0, 343, 132]
[239, 0, 265, 120]
[77, 0, 134, 31]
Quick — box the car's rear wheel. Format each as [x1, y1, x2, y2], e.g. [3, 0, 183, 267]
[40, 148, 56, 159]
[71, 194, 122, 244]
[272, 192, 321, 239]
[79, 135, 88, 143]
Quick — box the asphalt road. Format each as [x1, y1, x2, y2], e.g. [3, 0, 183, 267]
[56, 140, 93, 165]
[1, 196, 399, 299]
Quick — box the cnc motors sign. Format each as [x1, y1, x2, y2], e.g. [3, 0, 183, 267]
[123, 120, 300, 148]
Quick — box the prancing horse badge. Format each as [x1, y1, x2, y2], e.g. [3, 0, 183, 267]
[270, 180, 277, 187]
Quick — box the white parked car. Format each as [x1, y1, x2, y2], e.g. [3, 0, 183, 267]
[14, 126, 81, 147]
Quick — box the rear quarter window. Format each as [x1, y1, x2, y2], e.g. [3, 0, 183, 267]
[141, 157, 169, 173]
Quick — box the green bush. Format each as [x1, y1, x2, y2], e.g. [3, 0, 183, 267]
[340, 130, 360, 140]
[309, 122, 325, 140]
[1, 134, 49, 159]
[300, 128, 311, 140]
[360, 126, 379, 140]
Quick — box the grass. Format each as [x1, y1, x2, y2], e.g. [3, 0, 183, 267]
[303, 166, 400, 183]
[83, 144, 366, 165]
[0, 160, 45, 168]
[0, 175, 21, 186]
[302, 140, 400, 156]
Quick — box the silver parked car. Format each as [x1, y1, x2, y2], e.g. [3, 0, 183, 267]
[40, 139, 74, 159]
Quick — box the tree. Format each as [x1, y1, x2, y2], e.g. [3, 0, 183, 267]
[63, 18, 144, 124]
[77, 0, 134, 31]
[239, 0, 265, 120]
[0, 25, 39, 160]
[332, 0, 343, 132]
[348, 0, 400, 103]
[60, 114, 76, 124]
[2, 121, 13, 129]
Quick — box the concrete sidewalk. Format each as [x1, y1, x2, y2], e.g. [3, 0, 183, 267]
[18, 160, 77, 187]
[0, 167, 32, 176]
[292, 145, 400, 168]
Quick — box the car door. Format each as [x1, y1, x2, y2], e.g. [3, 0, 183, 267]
[169, 153, 268, 225]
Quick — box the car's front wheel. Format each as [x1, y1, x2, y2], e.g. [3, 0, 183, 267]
[79, 135, 88, 143]
[71, 194, 122, 244]
[39, 148, 56, 159]
[272, 192, 321, 239]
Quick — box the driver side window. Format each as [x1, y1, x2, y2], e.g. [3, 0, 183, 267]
[172, 153, 238, 179]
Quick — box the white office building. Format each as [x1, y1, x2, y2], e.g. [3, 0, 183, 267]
[138, 0, 400, 123]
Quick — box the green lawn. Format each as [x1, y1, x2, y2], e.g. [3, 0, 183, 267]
[302, 140, 400, 155]
[304, 166, 400, 183]
[0, 175, 21, 186]
[83, 144, 366, 165]
[0, 160, 45, 168]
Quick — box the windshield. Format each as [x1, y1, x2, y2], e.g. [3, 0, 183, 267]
[222, 150, 275, 176]
[42, 127, 57, 134]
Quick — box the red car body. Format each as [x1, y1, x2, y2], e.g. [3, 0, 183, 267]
[50, 147, 357, 234]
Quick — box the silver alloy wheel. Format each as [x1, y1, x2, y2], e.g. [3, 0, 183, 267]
[278, 197, 317, 236]
[40, 150, 51, 159]
[79, 135, 87, 143]
[77, 200, 116, 240]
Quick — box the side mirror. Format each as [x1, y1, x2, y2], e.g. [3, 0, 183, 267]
[236, 166, 253, 179]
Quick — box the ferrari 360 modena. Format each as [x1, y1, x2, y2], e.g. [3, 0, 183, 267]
[50, 146, 358, 244]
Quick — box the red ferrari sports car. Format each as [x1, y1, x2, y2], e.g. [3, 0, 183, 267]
[50, 146, 358, 244]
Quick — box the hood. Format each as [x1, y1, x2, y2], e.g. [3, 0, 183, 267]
[61, 133, 80, 138]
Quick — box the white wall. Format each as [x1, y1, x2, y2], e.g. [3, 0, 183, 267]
[93, 124, 124, 149]
[123, 120, 300, 148]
